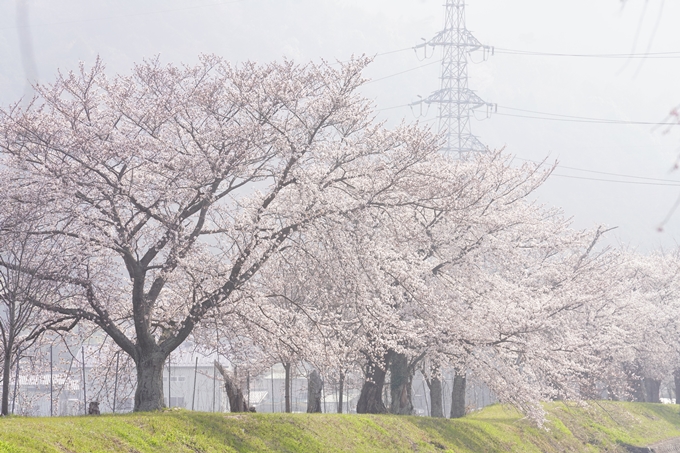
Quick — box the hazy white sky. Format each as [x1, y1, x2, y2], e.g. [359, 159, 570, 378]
[1, 0, 679, 250]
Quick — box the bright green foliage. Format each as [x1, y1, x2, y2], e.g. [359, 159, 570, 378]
[0, 402, 679, 452]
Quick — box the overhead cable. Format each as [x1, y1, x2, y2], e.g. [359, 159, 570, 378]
[550, 174, 680, 187]
[495, 108, 677, 126]
[494, 47, 680, 59]
[377, 103, 678, 127]
[364, 59, 441, 85]
[514, 157, 680, 184]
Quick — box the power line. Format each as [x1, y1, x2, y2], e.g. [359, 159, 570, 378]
[515, 157, 680, 184]
[367, 44, 680, 62]
[495, 110, 677, 126]
[376, 103, 411, 112]
[336, 44, 680, 76]
[499, 105, 631, 121]
[376, 102, 678, 127]
[375, 109, 680, 186]
[494, 47, 680, 59]
[370, 44, 680, 62]
[375, 47, 414, 58]
[550, 173, 680, 187]
[355, 44, 680, 84]
[330, 47, 416, 66]
[364, 59, 441, 85]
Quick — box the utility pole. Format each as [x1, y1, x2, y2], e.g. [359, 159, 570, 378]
[414, 0, 494, 157]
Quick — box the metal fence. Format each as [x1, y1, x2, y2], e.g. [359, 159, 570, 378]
[4, 345, 496, 417]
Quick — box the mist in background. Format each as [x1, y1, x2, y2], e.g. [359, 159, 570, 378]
[1, 0, 679, 250]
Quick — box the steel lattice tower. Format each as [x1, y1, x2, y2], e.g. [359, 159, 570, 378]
[414, 0, 492, 156]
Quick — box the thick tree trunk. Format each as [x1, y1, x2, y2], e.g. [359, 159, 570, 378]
[284, 362, 291, 413]
[1, 349, 11, 416]
[642, 378, 661, 403]
[215, 362, 248, 412]
[307, 369, 323, 413]
[133, 353, 166, 412]
[428, 377, 444, 418]
[337, 371, 344, 414]
[357, 353, 391, 414]
[450, 371, 466, 418]
[389, 353, 414, 415]
[675, 370, 680, 405]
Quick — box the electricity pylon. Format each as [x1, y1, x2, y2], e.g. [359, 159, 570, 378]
[413, 0, 494, 157]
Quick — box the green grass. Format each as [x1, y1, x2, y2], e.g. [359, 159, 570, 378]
[1, 402, 679, 452]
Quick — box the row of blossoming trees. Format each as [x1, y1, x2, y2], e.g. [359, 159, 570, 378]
[0, 56, 678, 420]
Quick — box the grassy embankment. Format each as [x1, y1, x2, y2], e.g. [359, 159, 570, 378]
[1, 401, 680, 452]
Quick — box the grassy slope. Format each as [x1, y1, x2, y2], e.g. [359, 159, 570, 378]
[1, 402, 679, 452]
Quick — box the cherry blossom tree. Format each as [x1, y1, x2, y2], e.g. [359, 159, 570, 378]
[237, 149, 579, 417]
[342, 151, 560, 416]
[4, 53, 675, 421]
[0, 54, 445, 411]
[306, 149, 629, 420]
[0, 200, 79, 415]
[609, 251, 680, 403]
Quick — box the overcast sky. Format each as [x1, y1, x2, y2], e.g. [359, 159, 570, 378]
[1, 0, 679, 250]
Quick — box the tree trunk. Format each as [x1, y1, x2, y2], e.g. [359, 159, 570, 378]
[624, 363, 644, 402]
[675, 370, 680, 405]
[357, 352, 391, 414]
[642, 378, 661, 403]
[1, 349, 11, 416]
[337, 371, 344, 414]
[215, 362, 248, 412]
[428, 377, 444, 418]
[389, 352, 414, 415]
[284, 362, 291, 413]
[631, 379, 644, 402]
[133, 353, 166, 412]
[606, 384, 620, 401]
[307, 369, 323, 413]
[450, 371, 466, 418]
[579, 372, 600, 400]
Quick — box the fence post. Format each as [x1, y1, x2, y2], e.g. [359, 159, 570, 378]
[167, 354, 171, 408]
[113, 351, 120, 414]
[192, 357, 198, 411]
[50, 345, 53, 417]
[212, 363, 216, 412]
[271, 366, 275, 413]
[11, 357, 19, 414]
[82, 346, 87, 414]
